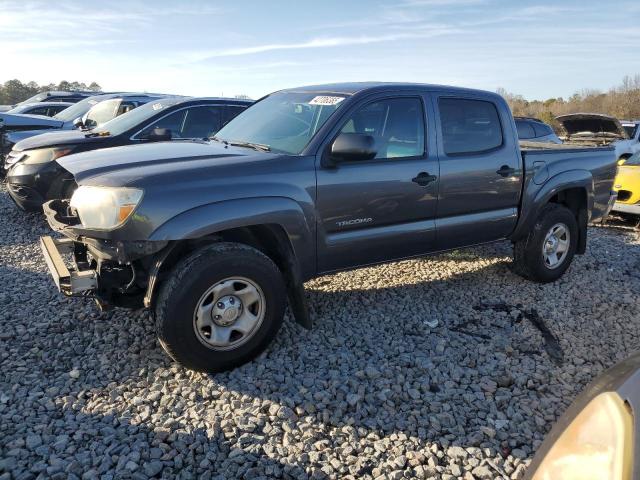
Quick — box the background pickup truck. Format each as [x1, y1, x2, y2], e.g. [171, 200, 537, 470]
[39, 82, 618, 373]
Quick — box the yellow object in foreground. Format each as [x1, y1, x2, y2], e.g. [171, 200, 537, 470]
[612, 154, 640, 215]
[531, 392, 633, 480]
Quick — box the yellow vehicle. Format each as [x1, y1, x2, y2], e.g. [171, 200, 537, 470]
[613, 152, 640, 216]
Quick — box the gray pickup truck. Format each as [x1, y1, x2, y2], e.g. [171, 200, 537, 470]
[40, 82, 618, 372]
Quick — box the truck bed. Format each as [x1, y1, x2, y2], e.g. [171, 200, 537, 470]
[518, 141, 617, 226]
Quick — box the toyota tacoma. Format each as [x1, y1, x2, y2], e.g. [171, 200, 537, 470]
[39, 83, 618, 372]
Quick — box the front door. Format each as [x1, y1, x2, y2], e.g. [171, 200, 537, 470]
[315, 94, 439, 273]
[433, 95, 522, 249]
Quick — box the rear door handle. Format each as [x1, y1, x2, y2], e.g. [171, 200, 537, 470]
[412, 172, 437, 186]
[496, 165, 516, 177]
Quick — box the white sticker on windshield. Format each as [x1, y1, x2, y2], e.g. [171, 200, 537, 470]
[152, 103, 164, 110]
[88, 100, 98, 105]
[308, 95, 345, 106]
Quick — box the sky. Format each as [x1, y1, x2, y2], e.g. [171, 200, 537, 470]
[1, 0, 639, 100]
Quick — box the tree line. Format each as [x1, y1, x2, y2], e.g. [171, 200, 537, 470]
[498, 75, 640, 130]
[0, 79, 102, 105]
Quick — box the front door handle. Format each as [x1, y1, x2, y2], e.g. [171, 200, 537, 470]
[412, 172, 437, 186]
[496, 165, 516, 177]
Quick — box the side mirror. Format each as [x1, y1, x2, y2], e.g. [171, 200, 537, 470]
[147, 127, 172, 142]
[73, 117, 84, 129]
[326, 133, 377, 166]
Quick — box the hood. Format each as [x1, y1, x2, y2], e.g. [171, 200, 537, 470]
[0, 112, 63, 130]
[556, 113, 628, 139]
[14, 129, 101, 151]
[6, 127, 74, 148]
[58, 140, 270, 185]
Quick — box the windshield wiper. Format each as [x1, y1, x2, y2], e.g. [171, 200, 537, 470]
[227, 141, 271, 152]
[209, 137, 271, 152]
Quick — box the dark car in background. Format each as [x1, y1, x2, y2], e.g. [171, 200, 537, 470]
[515, 116, 562, 143]
[5, 97, 251, 210]
[4, 102, 73, 117]
[0, 90, 97, 112]
[1, 93, 174, 167]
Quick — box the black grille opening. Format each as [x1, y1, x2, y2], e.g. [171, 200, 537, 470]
[617, 190, 633, 202]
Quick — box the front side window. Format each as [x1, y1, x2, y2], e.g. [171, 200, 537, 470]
[135, 106, 225, 139]
[516, 120, 535, 139]
[214, 92, 348, 154]
[439, 98, 503, 155]
[84, 99, 121, 129]
[138, 109, 188, 139]
[339, 97, 425, 159]
[180, 107, 222, 138]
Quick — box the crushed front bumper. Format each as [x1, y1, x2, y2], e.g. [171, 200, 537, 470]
[40, 236, 97, 296]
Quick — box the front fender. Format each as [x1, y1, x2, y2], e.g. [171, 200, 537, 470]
[510, 169, 593, 241]
[148, 196, 315, 276]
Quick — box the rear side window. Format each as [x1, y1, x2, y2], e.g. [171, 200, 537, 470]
[339, 97, 425, 159]
[138, 106, 225, 139]
[533, 122, 553, 137]
[515, 120, 535, 139]
[439, 98, 503, 155]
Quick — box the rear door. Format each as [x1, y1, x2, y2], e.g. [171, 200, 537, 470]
[315, 93, 440, 272]
[433, 94, 522, 249]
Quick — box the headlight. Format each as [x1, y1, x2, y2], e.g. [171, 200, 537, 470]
[22, 147, 73, 165]
[532, 392, 633, 480]
[70, 186, 144, 230]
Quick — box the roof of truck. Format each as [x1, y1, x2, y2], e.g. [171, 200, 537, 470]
[282, 82, 500, 97]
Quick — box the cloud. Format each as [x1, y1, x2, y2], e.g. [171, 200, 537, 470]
[189, 27, 460, 61]
[399, 0, 486, 5]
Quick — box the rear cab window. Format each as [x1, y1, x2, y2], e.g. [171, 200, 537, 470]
[438, 98, 503, 155]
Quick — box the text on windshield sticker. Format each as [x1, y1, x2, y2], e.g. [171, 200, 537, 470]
[308, 96, 345, 106]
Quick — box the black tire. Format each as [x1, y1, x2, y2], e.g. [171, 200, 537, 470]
[155, 242, 286, 373]
[512, 203, 578, 283]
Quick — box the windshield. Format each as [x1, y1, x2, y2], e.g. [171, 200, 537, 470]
[17, 92, 49, 105]
[53, 97, 100, 121]
[6, 105, 31, 114]
[623, 125, 638, 139]
[92, 98, 183, 136]
[625, 152, 640, 166]
[214, 91, 348, 154]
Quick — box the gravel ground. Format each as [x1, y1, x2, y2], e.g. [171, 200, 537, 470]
[1, 182, 639, 480]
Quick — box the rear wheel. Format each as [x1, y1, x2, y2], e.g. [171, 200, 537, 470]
[512, 204, 578, 283]
[155, 242, 286, 372]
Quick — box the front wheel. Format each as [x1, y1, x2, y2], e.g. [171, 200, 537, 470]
[155, 242, 286, 373]
[512, 204, 578, 283]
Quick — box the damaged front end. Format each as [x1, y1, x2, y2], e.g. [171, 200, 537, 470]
[40, 199, 169, 310]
